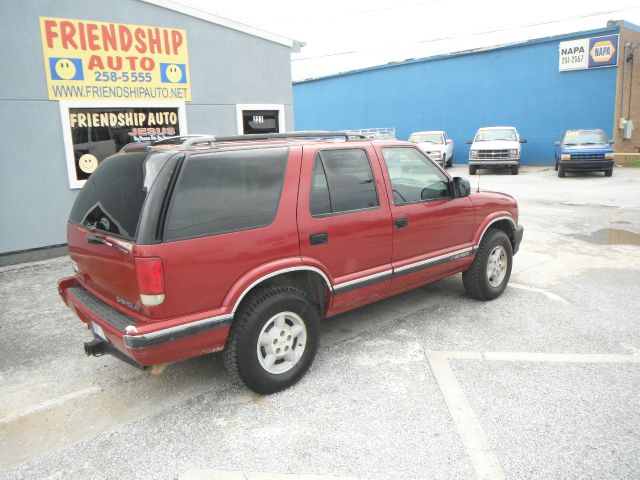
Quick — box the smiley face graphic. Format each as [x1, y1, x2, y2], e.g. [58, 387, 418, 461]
[54, 58, 77, 80]
[165, 64, 183, 83]
[78, 154, 99, 174]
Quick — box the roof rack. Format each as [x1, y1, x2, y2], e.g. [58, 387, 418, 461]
[179, 136, 218, 150]
[214, 131, 367, 142]
[141, 131, 368, 152]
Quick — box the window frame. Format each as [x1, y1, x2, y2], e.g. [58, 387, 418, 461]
[59, 100, 188, 189]
[309, 147, 381, 218]
[381, 146, 453, 206]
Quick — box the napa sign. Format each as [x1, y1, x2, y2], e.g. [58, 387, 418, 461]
[559, 34, 619, 72]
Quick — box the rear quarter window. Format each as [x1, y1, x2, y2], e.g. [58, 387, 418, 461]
[164, 147, 288, 241]
[69, 151, 172, 240]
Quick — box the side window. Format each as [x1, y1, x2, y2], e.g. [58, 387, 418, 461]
[164, 147, 288, 241]
[310, 149, 379, 216]
[381, 147, 451, 204]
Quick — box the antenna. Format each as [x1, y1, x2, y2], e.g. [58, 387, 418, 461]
[477, 167, 481, 193]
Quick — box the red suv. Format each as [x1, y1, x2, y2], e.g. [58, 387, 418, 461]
[58, 132, 523, 394]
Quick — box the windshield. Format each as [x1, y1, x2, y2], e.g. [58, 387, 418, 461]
[409, 133, 443, 144]
[69, 151, 173, 240]
[562, 130, 608, 145]
[474, 128, 517, 142]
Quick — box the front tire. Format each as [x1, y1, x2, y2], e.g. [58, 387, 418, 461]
[463, 229, 513, 301]
[441, 155, 447, 169]
[223, 285, 320, 394]
[510, 165, 519, 175]
[469, 165, 477, 175]
[447, 156, 453, 167]
[558, 166, 565, 178]
[605, 168, 613, 177]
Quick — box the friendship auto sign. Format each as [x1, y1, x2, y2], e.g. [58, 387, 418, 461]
[39, 17, 191, 101]
[559, 34, 619, 72]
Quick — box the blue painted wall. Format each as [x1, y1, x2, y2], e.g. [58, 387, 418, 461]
[293, 28, 619, 165]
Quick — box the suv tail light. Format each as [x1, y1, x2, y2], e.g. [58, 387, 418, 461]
[135, 257, 165, 306]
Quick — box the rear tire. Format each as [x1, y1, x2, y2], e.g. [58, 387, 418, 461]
[469, 165, 477, 175]
[223, 285, 320, 394]
[463, 229, 513, 301]
[605, 168, 613, 177]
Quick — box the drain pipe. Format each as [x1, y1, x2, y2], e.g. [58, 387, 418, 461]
[626, 44, 635, 121]
[620, 43, 629, 122]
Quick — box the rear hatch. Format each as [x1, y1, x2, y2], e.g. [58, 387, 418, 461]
[67, 149, 176, 312]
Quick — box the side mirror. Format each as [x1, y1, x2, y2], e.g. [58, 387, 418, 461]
[520, 138, 527, 143]
[554, 141, 560, 146]
[446, 139, 452, 144]
[466, 140, 473, 144]
[453, 177, 471, 198]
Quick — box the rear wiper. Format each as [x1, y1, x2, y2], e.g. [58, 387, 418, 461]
[86, 234, 130, 254]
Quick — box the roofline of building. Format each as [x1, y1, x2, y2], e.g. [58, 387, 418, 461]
[608, 19, 640, 33]
[294, 24, 621, 84]
[138, 0, 304, 51]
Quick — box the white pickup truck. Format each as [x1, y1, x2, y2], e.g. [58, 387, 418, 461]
[408, 130, 454, 169]
[467, 126, 526, 175]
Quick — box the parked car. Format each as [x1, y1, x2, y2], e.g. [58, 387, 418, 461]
[58, 131, 523, 394]
[467, 126, 526, 175]
[408, 130, 454, 168]
[554, 129, 615, 177]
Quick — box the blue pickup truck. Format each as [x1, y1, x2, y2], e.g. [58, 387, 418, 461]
[554, 129, 615, 178]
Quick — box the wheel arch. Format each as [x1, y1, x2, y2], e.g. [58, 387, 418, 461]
[226, 264, 333, 318]
[474, 215, 517, 251]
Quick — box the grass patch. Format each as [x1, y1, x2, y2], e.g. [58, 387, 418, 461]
[615, 155, 640, 167]
[625, 157, 640, 168]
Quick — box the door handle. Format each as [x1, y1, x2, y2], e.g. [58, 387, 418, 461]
[310, 232, 328, 245]
[394, 217, 408, 229]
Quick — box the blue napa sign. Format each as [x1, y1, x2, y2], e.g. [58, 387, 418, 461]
[559, 34, 619, 71]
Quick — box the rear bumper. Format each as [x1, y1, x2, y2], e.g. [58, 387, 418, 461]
[58, 277, 232, 366]
[559, 160, 614, 171]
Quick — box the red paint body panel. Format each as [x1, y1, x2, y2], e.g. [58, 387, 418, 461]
[67, 225, 140, 311]
[297, 144, 393, 310]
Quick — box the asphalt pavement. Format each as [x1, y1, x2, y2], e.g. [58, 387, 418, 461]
[1, 165, 639, 480]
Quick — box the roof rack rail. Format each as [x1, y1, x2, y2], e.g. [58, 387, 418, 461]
[179, 135, 218, 149]
[120, 142, 151, 153]
[214, 131, 367, 142]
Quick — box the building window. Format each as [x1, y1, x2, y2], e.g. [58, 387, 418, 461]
[236, 104, 285, 135]
[59, 101, 187, 189]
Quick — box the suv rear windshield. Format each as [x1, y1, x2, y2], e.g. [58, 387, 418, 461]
[163, 147, 288, 241]
[69, 151, 173, 240]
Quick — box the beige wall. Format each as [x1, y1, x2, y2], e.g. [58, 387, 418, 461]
[613, 23, 640, 153]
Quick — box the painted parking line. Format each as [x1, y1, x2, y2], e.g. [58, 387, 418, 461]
[426, 351, 505, 480]
[508, 283, 569, 303]
[0, 385, 101, 426]
[180, 470, 362, 480]
[426, 350, 640, 480]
